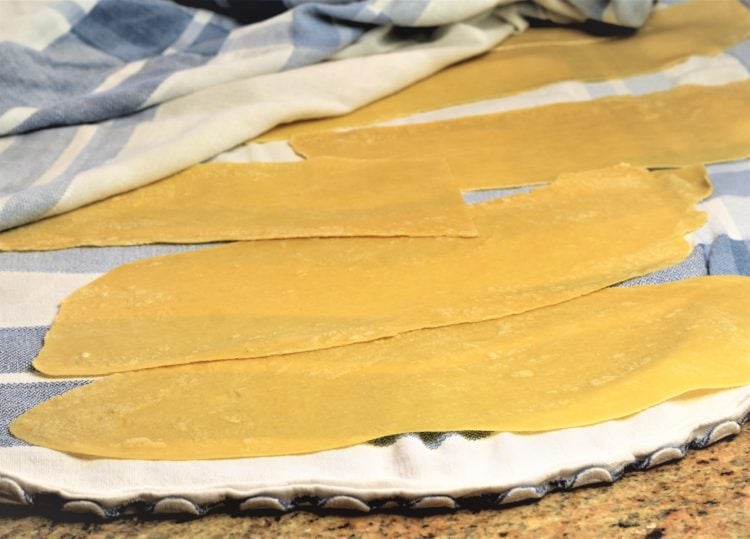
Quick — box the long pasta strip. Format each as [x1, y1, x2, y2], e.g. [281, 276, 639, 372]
[291, 81, 750, 189]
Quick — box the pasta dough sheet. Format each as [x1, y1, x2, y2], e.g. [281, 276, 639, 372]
[259, 0, 750, 141]
[14, 276, 750, 460]
[33, 164, 710, 376]
[291, 80, 750, 190]
[0, 158, 476, 251]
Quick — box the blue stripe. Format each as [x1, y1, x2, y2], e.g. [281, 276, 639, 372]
[0, 327, 47, 374]
[706, 235, 750, 276]
[284, 0, 430, 69]
[707, 160, 750, 175]
[185, 20, 231, 56]
[463, 185, 540, 204]
[0, 127, 79, 197]
[709, 170, 750, 198]
[617, 246, 707, 287]
[0, 38, 116, 118]
[727, 39, 750, 71]
[0, 244, 211, 273]
[730, 239, 750, 275]
[71, 0, 193, 62]
[621, 71, 672, 96]
[284, 5, 365, 69]
[584, 81, 615, 99]
[0, 107, 157, 229]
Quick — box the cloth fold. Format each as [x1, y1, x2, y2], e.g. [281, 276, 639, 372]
[0, 0, 652, 232]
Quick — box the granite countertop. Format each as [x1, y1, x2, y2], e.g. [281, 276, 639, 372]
[1, 426, 748, 538]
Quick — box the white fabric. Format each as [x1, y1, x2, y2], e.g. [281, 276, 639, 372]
[2, 387, 747, 509]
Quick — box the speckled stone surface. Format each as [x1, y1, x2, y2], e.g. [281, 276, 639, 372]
[1, 426, 748, 538]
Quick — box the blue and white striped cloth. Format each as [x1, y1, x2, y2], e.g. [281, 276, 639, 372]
[1, 0, 750, 515]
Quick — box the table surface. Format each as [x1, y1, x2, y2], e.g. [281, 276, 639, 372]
[1, 425, 748, 538]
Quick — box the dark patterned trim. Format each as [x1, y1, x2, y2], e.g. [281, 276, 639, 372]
[0, 414, 745, 518]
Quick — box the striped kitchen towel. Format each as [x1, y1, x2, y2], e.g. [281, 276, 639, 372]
[5, 0, 750, 516]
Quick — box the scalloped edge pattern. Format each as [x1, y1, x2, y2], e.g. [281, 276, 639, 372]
[0, 414, 745, 518]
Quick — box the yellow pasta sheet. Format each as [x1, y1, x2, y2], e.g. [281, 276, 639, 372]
[291, 80, 750, 190]
[33, 164, 710, 376]
[0, 158, 476, 251]
[260, 0, 750, 141]
[14, 276, 750, 460]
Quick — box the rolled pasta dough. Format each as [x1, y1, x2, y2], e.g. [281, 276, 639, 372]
[13, 276, 750, 459]
[32, 164, 710, 376]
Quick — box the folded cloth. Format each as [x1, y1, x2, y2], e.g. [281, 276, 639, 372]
[0, 0, 652, 232]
